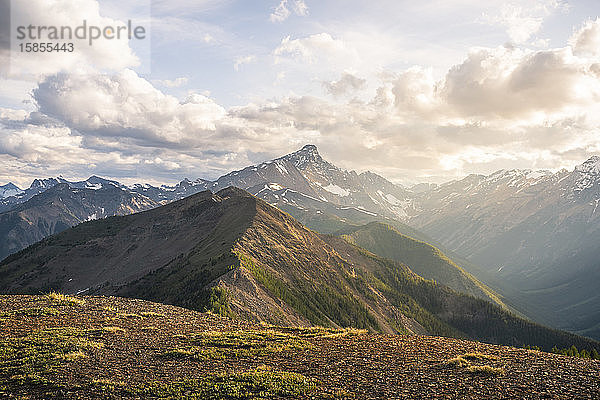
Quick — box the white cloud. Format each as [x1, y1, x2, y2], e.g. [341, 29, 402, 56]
[274, 33, 350, 64]
[291, 0, 309, 16]
[33, 70, 226, 146]
[6, 0, 142, 77]
[323, 72, 366, 96]
[570, 18, 600, 57]
[2, 11, 600, 187]
[270, 1, 291, 23]
[436, 46, 593, 119]
[234, 55, 257, 71]
[270, 0, 309, 23]
[481, 0, 568, 44]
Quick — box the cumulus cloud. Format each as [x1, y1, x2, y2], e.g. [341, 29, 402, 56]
[323, 72, 366, 96]
[2, 13, 600, 187]
[33, 70, 226, 146]
[481, 0, 568, 44]
[274, 33, 350, 64]
[229, 20, 600, 180]
[388, 66, 440, 116]
[0, 105, 273, 188]
[291, 0, 309, 16]
[570, 18, 600, 57]
[270, 0, 308, 23]
[440, 46, 599, 119]
[7, 0, 142, 77]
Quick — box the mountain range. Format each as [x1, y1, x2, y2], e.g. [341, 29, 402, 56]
[408, 156, 600, 339]
[0, 181, 157, 262]
[1, 145, 600, 339]
[1, 187, 597, 352]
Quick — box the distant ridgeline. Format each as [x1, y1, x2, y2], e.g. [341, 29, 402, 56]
[3, 146, 600, 341]
[1, 187, 598, 353]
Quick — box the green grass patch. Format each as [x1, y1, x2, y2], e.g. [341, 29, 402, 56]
[141, 326, 160, 331]
[446, 353, 504, 376]
[140, 311, 165, 318]
[447, 356, 471, 368]
[93, 367, 318, 399]
[467, 365, 505, 376]
[44, 291, 86, 306]
[60, 350, 87, 362]
[0, 307, 60, 318]
[162, 326, 366, 363]
[461, 352, 499, 361]
[0, 327, 104, 395]
[102, 305, 119, 313]
[162, 329, 313, 360]
[261, 325, 367, 338]
[118, 313, 143, 319]
[162, 348, 195, 358]
[91, 378, 127, 391]
[101, 326, 126, 333]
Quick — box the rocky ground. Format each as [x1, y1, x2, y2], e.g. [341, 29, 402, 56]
[0, 295, 598, 399]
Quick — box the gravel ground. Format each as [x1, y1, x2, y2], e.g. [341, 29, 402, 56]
[0, 295, 598, 399]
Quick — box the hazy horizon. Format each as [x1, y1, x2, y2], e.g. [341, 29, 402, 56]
[1, 143, 598, 189]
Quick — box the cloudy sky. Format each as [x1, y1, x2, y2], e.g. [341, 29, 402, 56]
[1, 0, 600, 188]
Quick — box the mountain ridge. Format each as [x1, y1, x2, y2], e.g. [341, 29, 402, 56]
[1, 187, 598, 352]
[2, 146, 600, 338]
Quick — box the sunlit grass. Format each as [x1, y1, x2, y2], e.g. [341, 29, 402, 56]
[0, 327, 104, 393]
[467, 365, 505, 376]
[44, 291, 86, 306]
[92, 367, 318, 399]
[101, 326, 125, 333]
[447, 352, 504, 376]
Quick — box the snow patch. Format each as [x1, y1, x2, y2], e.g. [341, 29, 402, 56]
[377, 190, 404, 206]
[322, 184, 350, 197]
[85, 182, 102, 190]
[526, 170, 550, 180]
[86, 213, 98, 221]
[274, 161, 288, 175]
[0, 184, 23, 198]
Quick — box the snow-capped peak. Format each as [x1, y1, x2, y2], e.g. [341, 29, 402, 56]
[575, 156, 600, 175]
[29, 177, 64, 190]
[282, 144, 323, 168]
[0, 183, 23, 199]
[573, 156, 600, 192]
[296, 144, 319, 155]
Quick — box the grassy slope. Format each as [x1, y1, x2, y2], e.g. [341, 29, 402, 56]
[337, 222, 505, 306]
[117, 189, 258, 311]
[280, 206, 518, 313]
[320, 235, 600, 352]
